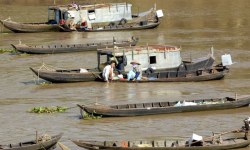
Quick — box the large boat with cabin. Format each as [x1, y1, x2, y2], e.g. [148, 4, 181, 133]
[29, 45, 231, 83]
[0, 3, 163, 33]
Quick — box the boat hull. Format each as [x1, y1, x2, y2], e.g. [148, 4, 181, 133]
[0, 19, 61, 33]
[72, 137, 250, 150]
[0, 133, 62, 150]
[79, 95, 250, 117]
[11, 38, 138, 54]
[30, 66, 227, 83]
[30, 68, 100, 83]
[80, 22, 160, 32]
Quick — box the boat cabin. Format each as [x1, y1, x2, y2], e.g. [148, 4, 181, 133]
[48, 3, 135, 27]
[97, 45, 182, 72]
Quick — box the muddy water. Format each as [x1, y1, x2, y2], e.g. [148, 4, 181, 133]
[0, 0, 250, 149]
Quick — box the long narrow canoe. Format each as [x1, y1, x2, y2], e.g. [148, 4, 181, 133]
[0, 133, 63, 150]
[79, 21, 160, 32]
[29, 66, 227, 83]
[72, 134, 250, 150]
[77, 95, 250, 117]
[0, 19, 61, 33]
[11, 37, 138, 54]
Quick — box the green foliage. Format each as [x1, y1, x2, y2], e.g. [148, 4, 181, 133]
[0, 48, 15, 53]
[83, 111, 102, 120]
[28, 106, 68, 113]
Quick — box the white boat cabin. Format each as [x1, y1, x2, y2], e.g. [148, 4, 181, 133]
[49, 3, 135, 26]
[97, 45, 182, 72]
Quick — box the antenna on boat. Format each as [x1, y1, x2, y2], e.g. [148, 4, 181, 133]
[36, 130, 38, 143]
[147, 43, 150, 64]
[113, 36, 115, 50]
[190, 52, 192, 62]
[95, 97, 98, 105]
[210, 46, 214, 58]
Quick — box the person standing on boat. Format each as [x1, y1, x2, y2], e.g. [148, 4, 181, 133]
[102, 60, 116, 83]
[127, 60, 142, 81]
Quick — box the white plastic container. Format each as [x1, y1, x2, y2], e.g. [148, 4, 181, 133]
[221, 54, 233, 66]
[156, 10, 164, 18]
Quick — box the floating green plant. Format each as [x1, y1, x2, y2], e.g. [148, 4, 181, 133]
[28, 106, 68, 113]
[82, 111, 102, 120]
[0, 48, 15, 53]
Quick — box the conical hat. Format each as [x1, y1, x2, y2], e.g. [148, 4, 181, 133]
[130, 60, 141, 65]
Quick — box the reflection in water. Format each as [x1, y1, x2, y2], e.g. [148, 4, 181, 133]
[0, 0, 250, 149]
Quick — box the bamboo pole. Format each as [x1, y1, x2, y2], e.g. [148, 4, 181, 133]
[36, 131, 38, 143]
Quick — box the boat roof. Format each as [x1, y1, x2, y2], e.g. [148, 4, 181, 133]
[97, 45, 181, 56]
[49, 3, 131, 11]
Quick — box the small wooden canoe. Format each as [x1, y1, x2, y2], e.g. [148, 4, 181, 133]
[72, 135, 250, 150]
[30, 67, 102, 83]
[0, 133, 63, 150]
[79, 21, 160, 32]
[29, 66, 227, 83]
[77, 95, 250, 117]
[11, 37, 138, 54]
[0, 19, 61, 33]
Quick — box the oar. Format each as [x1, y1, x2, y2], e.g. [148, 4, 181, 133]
[58, 142, 71, 150]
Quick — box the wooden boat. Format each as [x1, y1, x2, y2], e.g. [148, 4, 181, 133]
[0, 133, 63, 150]
[72, 120, 250, 150]
[30, 67, 102, 83]
[0, 19, 61, 33]
[11, 37, 138, 54]
[78, 21, 160, 32]
[55, 3, 163, 32]
[29, 65, 226, 83]
[72, 136, 250, 150]
[77, 95, 250, 117]
[73, 118, 250, 150]
[30, 45, 222, 83]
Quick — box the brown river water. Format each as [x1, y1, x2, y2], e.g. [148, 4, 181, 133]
[0, 0, 250, 149]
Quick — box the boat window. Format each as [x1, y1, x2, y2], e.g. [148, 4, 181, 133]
[115, 56, 127, 71]
[88, 10, 96, 20]
[150, 56, 157, 64]
[48, 9, 57, 24]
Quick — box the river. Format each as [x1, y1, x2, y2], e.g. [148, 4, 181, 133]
[0, 0, 249, 149]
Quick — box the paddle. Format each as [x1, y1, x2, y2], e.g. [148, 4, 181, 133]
[58, 142, 71, 150]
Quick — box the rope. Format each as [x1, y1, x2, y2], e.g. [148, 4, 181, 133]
[34, 62, 60, 84]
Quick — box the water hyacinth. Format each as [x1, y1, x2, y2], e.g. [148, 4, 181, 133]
[82, 111, 102, 120]
[0, 48, 15, 53]
[28, 106, 68, 113]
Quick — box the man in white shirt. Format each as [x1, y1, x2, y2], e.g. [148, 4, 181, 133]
[102, 60, 116, 82]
